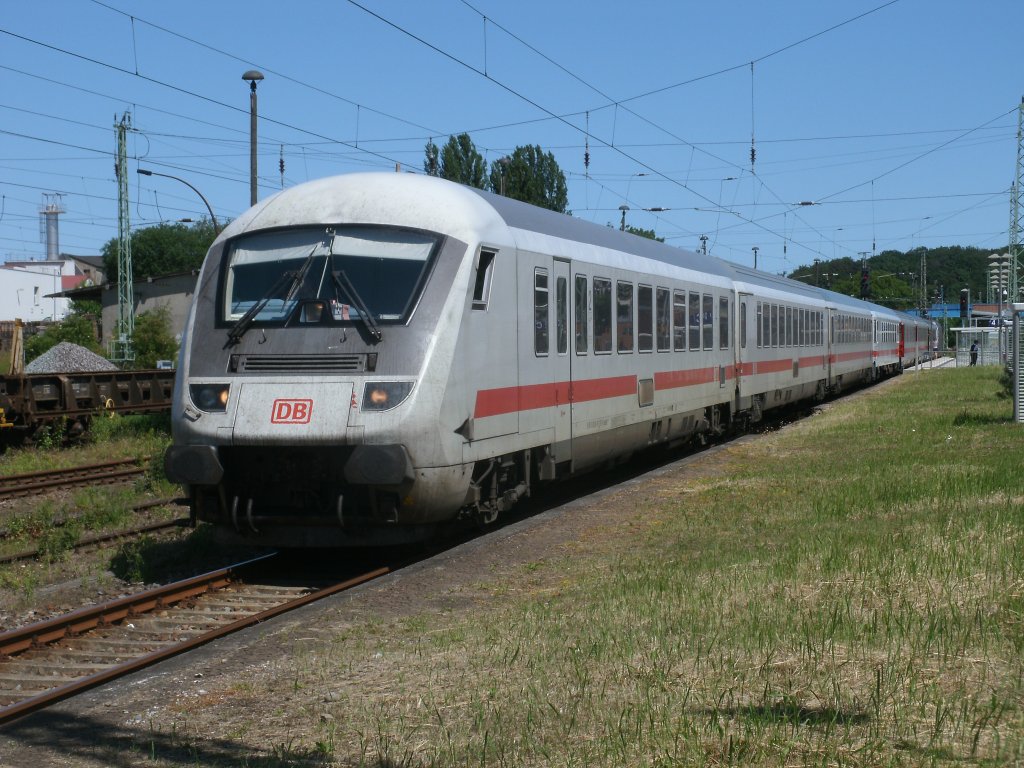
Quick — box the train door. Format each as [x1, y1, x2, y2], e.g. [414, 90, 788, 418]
[898, 323, 906, 359]
[826, 307, 836, 387]
[735, 292, 754, 403]
[517, 253, 572, 456]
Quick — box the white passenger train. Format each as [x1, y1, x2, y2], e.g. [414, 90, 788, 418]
[164, 173, 935, 546]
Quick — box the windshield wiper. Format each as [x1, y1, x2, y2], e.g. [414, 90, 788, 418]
[331, 268, 383, 343]
[225, 244, 321, 346]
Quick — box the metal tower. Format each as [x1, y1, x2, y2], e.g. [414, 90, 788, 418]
[111, 112, 135, 365]
[1010, 97, 1023, 303]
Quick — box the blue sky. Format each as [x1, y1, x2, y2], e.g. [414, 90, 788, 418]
[1, 0, 1020, 276]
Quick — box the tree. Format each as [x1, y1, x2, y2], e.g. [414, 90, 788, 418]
[130, 307, 179, 370]
[488, 145, 568, 213]
[24, 309, 102, 364]
[423, 138, 440, 176]
[434, 133, 487, 189]
[788, 245, 993, 309]
[101, 220, 218, 282]
[625, 225, 664, 242]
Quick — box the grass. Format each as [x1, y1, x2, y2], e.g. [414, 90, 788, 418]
[0, 412, 181, 601]
[0, 412, 174, 477]
[244, 367, 1024, 767]
[40, 368, 1024, 766]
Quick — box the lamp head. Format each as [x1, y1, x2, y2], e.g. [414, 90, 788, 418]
[242, 70, 264, 91]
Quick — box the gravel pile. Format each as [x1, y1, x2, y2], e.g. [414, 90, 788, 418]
[25, 341, 119, 374]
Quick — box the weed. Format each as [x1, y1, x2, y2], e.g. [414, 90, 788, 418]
[33, 419, 68, 450]
[35, 524, 81, 562]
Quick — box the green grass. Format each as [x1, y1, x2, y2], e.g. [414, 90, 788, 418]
[0, 412, 173, 476]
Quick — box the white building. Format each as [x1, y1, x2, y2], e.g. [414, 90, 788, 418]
[0, 258, 89, 322]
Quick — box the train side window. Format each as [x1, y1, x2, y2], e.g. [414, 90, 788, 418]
[689, 291, 701, 350]
[702, 294, 713, 350]
[593, 277, 612, 353]
[673, 290, 687, 351]
[656, 287, 671, 352]
[471, 249, 497, 310]
[756, 302, 763, 348]
[638, 285, 653, 353]
[718, 296, 729, 350]
[786, 306, 793, 347]
[574, 274, 588, 354]
[556, 275, 568, 355]
[741, 302, 747, 349]
[799, 309, 805, 346]
[534, 268, 549, 356]
[617, 281, 634, 353]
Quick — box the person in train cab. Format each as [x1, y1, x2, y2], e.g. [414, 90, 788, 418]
[969, 341, 979, 366]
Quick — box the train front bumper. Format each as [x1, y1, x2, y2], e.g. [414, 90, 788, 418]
[164, 443, 414, 486]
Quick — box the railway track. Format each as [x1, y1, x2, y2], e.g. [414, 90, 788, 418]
[0, 553, 392, 724]
[0, 510, 188, 566]
[0, 457, 147, 501]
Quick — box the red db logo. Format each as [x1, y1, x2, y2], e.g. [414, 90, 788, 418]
[271, 398, 313, 424]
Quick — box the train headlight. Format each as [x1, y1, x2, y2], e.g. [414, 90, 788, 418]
[189, 383, 230, 412]
[361, 381, 413, 412]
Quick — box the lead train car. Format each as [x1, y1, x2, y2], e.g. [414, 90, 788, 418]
[165, 173, 923, 547]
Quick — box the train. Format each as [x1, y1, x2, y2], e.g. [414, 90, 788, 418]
[163, 172, 936, 547]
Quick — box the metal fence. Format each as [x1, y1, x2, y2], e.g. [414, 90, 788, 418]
[953, 327, 1006, 367]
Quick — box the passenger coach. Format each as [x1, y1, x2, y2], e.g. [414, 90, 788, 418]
[165, 172, 919, 547]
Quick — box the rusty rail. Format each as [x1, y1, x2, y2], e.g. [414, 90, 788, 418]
[0, 457, 147, 500]
[0, 555, 392, 724]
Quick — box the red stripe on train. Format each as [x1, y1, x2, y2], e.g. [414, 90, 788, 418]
[473, 375, 635, 418]
[654, 367, 718, 389]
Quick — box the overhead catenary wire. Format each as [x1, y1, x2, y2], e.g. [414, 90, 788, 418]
[0, 0, 1010, 265]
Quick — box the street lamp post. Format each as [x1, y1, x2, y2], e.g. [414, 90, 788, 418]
[137, 168, 220, 233]
[751, 246, 759, 270]
[619, 205, 629, 232]
[497, 156, 510, 196]
[242, 70, 264, 208]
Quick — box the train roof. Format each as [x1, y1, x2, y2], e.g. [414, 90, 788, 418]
[468, 184, 735, 280]
[220, 173, 913, 322]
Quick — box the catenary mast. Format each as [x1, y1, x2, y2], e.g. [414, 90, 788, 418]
[112, 112, 134, 365]
[1010, 97, 1023, 304]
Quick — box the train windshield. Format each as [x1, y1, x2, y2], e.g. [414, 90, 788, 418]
[222, 226, 438, 325]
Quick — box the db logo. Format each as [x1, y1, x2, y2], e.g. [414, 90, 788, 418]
[271, 398, 313, 424]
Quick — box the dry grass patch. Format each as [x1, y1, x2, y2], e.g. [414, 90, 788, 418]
[128, 369, 1024, 766]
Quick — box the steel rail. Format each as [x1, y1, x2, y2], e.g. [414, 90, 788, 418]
[0, 458, 147, 500]
[0, 556, 391, 724]
[0, 516, 189, 566]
